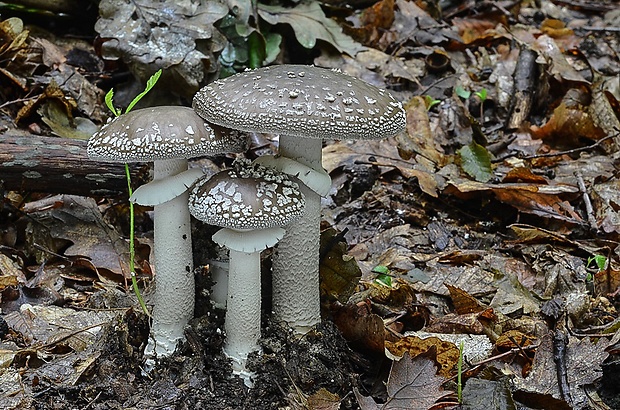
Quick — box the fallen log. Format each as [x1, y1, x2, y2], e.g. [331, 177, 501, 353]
[0, 134, 150, 197]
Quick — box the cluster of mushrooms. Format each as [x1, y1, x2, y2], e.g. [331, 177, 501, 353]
[87, 65, 406, 386]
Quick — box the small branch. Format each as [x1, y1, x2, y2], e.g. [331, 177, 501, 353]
[575, 171, 598, 232]
[519, 134, 615, 160]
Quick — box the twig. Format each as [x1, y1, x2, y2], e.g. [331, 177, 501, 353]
[519, 134, 615, 159]
[575, 171, 598, 232]
[81, 391, 102, 410]
[578, 26, 620, 33]
[553, 329, 574, 407]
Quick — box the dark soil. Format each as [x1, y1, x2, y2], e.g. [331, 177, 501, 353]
[27, 293, 366, 410]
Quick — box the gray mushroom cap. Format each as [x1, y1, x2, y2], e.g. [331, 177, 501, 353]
[87, 106, 248, 162]
[188, 160, 305, 230]
[193, 65, 406, 140]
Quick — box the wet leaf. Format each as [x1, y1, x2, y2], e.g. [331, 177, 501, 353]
[445, 284, 487, 315]
[333, 301, 387, 354]
[531, 35, 589, 85]
[23, 195, 133, 279]
[530, 102, 607, 146]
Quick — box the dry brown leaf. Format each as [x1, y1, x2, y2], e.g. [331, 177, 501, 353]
[355, 351, 453, 409]
[502, 167, 549, 184]
[332, 301, 388, 354]
[593, 268, 620, 296]
[445, 283, 487, 315]
[452, 17, 501, 44]
[386, 335, 459, 378]
[424, 308, 496, 336]
[319, 227, 362, 303]
[398, 96, 445, 166]
[492, 189, 583, 224]
[530, 102, 607, 146]
[496, 330, 537, 352]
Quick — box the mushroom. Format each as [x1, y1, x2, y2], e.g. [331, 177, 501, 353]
[188, 159, 304, 386]
[192, 65, 406, 333]
[87, 106, 248, 360]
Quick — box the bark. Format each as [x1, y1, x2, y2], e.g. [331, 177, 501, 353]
[506, 47, 540, 130]
[0, 135, 149, 197]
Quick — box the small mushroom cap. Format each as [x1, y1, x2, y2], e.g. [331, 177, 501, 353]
[193, 65, 406, 141]
[188, 159, 305, 231]
[87, 106, 248, 162]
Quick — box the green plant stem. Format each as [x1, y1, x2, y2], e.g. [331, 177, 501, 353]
[125, 163, 149, 315]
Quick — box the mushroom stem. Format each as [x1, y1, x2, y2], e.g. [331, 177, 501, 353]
[223, 248, 262, 385]
[145, 158, 195, 358]
[272, 136, 323, 333]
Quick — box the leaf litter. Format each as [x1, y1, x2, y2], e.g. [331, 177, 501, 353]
[0, 0, 620, 409]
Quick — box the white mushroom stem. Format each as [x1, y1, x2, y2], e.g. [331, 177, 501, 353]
[145, 158, 195, 359]
[271, 136, 324, 333]
[212, 227, 285, 387]
[223, 249, 261, 385]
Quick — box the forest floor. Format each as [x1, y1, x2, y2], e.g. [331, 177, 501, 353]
[1, 1, 620, 409]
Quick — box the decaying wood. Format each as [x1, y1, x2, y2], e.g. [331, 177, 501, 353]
[506, 47, 540, 130]
[0, 134, 150, 197]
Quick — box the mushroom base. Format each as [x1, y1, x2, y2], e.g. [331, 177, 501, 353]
[222, 248, 262, 387]
[145, 158, 195, 361]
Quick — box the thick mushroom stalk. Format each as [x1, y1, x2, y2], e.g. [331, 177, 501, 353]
[145, 158, 195, 357]
[87, 106, 250, 363]
[188, 160, 304, 386]
[270, 137, 323, 332]
[192, 65, 406, 334]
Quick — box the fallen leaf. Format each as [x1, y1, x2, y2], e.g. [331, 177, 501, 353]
[355, 351, 453, 409]
[457, 141, 494, 183]
[386, 335, 459, 378]
[462, 377, 517, 409]
[258, 2, 363, 56]
[514, 333, 609, 409]
[320, 227, 362, 303]
[95, 0, 228, 95]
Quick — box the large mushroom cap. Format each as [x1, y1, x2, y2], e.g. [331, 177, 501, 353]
[189, 160, 305, 231]
[87, 106, 248, 162]
[193, 65, 406, 140]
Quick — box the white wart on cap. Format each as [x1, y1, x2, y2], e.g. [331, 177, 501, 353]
[87, 106, 248, 162]
[192, 65, 406, 140]
[188, 160, 305, 252]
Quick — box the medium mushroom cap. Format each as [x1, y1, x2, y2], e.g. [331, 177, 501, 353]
[193, 65, 406, 140]
[188, 160, 304, 230]
[87, 106, 248, 162]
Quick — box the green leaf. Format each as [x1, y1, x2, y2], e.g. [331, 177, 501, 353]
[587, 254, 607, 271]
[247, 31, 266, 69]
[457, 141, 494, 182]
[264, 32, 282, 65]
[257, 2, 363, 56]
[375, 273, 392, 287]
[126, 69, 162, 113]
[475, 88, 488, 102]
[455, 85, 471, 99]
[104, 89, 121, 117]
[372, 265, 390, 275]
[425, 95, 440, 110]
